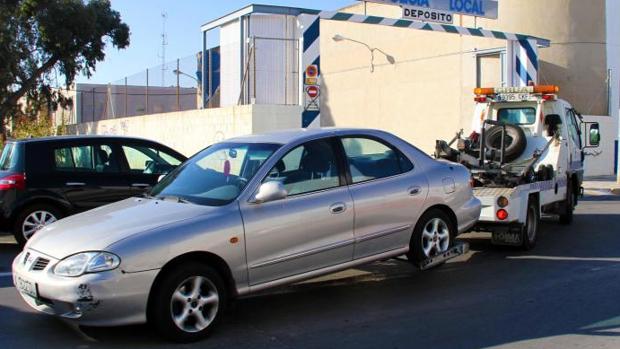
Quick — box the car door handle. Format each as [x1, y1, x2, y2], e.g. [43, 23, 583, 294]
[329, 203, 347, 214]
[408, 186, 422, 196]
[132, 183, 151, 188]
[66, 182, 86, 187]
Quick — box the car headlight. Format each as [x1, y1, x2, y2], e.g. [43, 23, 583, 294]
[53, 252, 121, 277]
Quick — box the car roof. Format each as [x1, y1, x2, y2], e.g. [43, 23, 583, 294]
[6, 135, 164, 144]
[226, 127, 384, 145]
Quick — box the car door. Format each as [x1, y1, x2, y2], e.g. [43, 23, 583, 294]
[240, 138, 355, 286]
[565, 108, 584, 174]
[118, 141, 185, 195]
[338, 136, 428, 259]
[50, 140, 132, 211]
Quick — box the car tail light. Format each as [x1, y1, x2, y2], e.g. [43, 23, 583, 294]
[496, 209, 509, 221]
[0, 174, 26, 191]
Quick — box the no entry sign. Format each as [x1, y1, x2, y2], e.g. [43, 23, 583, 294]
[306, 85, 320, 98]
[305, 86, 320, 111]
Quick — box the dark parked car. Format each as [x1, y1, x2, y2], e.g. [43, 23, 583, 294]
[0, 135, 187, 245]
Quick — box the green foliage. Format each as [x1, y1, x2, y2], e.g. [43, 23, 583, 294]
[0, 0, 130, 134]
[11, 114, 55, 140]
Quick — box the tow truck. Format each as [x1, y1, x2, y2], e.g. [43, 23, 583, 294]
[435, 85, 601, 249]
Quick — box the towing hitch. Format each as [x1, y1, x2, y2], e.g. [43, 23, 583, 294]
[419, 241, 470, 271]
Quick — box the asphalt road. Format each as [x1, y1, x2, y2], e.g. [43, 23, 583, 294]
[1, 194, 620, 349]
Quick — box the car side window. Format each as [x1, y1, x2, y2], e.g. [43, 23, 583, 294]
[264, 139, 341, 196]
[53, 144, 119, 173]
[121, 145, 182, 175]
[566, 109, 582, 148]
[341, 137, 413, 184]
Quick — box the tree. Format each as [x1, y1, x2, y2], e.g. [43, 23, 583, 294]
[0, 0, 129, 138]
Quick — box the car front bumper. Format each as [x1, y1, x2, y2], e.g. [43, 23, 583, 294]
[12, 249, 159, 327]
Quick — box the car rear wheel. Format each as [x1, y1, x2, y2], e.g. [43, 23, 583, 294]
[13, 204, 63, 246]
[149, 263, 227, 343]
[559, 183, 575, 225]
[521, 199, 540, 250]
[407, 209, 455, 267]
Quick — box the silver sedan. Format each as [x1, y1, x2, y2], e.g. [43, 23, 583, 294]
[12, 128, 480, 342]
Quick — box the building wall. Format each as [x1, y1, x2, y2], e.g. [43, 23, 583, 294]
[65, 105, 303, 157]
[607, 0, 620, 175]
[75, 83, 197, 123]
[321, 0, 610, 158]
[220, 19, 242, 107]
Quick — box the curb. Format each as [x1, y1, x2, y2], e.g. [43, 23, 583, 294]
[584, 188, 620, 196]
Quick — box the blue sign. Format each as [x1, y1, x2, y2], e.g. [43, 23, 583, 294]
[359, 0, 498, 19]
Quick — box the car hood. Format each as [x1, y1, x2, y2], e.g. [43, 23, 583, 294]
[27, 198, 212, 259]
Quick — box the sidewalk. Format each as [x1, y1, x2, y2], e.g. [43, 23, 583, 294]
[583, 175, 620, 195]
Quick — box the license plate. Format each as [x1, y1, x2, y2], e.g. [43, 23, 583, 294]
[492, 230, 523, 246]
[15, 276, 38, 299]
[496, 93, 529, 102]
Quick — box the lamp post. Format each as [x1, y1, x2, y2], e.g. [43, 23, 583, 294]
[172, 69, 200, 83]
[332, 34, 396, 72]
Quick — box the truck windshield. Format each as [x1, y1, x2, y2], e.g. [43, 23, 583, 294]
[497, 107, 536, 125]
[150, 142, 280, 206]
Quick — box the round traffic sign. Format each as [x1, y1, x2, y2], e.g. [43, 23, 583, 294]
[306, 65, 318, 78]
[306, 85, 320, 98]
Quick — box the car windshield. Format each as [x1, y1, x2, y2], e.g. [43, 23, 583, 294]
[150, 142, 280, 206]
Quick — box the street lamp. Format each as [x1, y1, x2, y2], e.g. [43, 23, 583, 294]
[332, 34, 396, 72]
[172, 69, 199, 83]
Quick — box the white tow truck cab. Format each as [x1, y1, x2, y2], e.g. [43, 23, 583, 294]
[435, 85, 601, 249]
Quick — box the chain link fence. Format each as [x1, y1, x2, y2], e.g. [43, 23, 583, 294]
[75, 53, 202, 123]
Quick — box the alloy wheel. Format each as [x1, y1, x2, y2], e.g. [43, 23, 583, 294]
[421, 218, 450, 257]
[170, 276, 220, 333]
[22, 210, 57, 240]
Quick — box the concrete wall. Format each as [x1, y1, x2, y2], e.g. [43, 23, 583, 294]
[65, 105, 303, 157]
[320, 0, 610, 155]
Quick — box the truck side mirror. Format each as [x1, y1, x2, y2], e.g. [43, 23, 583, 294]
[588, 123, 601, 147]
[544, 114, 562, 137]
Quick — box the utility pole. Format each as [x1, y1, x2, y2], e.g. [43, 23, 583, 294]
[159, 12, 168, 86]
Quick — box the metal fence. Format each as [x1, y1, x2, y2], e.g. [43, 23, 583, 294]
[72, 37, 301, 124]
[76, 54, 202, 123]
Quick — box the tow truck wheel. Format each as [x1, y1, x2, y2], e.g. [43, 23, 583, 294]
[407, 209, 455, 268]
[521, 199, 540, 250]
[559, 184, 574, 225]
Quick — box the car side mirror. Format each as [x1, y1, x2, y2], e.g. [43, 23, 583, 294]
[254, 181, 287, 204]
[157, 174, 166, 183]
[588, 123, 601, 147]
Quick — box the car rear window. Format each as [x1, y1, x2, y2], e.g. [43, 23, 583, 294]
[0, 143, 21, 171]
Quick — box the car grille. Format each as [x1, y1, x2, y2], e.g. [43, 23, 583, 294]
[31, 257, 50, 271]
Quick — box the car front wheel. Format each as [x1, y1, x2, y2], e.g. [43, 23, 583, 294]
[149, 263, 227, 343]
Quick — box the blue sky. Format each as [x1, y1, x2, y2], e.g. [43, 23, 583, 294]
[78, 0, 353, 84]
